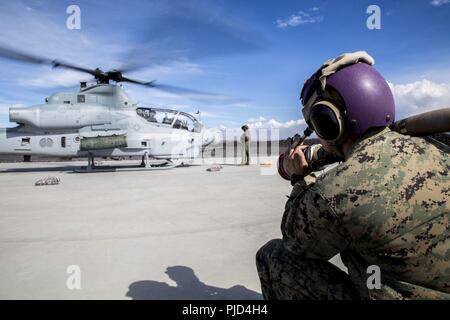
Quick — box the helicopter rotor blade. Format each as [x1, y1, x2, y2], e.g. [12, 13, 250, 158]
[119, 77, 217, 98]
[0, 44, 100, 77]
[151, 83, 214, 95]
[118, 78, 243, 104]
[115, 64, 146, 75]
[120, 76, 156, 87]
[149, 83, 249, 105]
[0, 45, 248, 104]
[0, 44, 52, 65]
[51, 60, 100, 77]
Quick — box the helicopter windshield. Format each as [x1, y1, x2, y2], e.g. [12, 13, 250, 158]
[173, 112, 202, 132]
[137, 108, 176, 125]
[136, 108, 202, 132]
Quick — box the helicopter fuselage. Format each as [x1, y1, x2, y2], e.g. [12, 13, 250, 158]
[0, 84, 220, 162]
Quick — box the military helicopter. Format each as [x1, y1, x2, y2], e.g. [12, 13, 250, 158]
[0, 46, 222, 170]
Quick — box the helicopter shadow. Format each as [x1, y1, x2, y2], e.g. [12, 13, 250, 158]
[126, 266, 262, 300]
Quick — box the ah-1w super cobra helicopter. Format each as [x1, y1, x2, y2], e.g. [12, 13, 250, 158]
[0, 46, 221, 170]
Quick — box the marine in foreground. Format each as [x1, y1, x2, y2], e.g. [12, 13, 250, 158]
[256, 51, 450, 300]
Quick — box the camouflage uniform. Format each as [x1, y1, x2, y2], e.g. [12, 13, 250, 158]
[256, 127, 450, 299]
[241, 130, 251, 165]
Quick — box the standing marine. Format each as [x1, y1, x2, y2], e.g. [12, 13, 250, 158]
[240, 124, 251, 165]
[256, 51, 450, 300]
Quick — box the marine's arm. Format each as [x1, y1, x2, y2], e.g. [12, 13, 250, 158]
[281, 179, 350, 260]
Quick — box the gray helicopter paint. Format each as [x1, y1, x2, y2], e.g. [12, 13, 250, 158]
[10, 103, 112, 129]
[0, 84, 220, 160]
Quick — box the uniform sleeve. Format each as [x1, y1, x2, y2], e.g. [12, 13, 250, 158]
[281, 180, 349, 260]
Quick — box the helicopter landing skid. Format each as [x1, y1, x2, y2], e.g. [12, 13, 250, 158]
[73, 157, 178, 173]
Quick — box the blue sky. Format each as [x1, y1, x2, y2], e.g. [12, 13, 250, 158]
[0, 0, 449, 138]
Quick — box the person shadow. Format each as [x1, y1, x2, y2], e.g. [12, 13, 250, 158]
[126, 266, 262, 300]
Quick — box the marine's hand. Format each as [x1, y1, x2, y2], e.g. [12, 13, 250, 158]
[285, 145, 312, 177]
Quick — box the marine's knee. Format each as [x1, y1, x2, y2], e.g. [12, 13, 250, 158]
[256, 239, 283, 269]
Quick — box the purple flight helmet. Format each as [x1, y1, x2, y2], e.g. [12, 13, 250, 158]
[301, 62, 395, 135]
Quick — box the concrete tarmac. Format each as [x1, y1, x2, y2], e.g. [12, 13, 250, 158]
[0, 158, 345, 299]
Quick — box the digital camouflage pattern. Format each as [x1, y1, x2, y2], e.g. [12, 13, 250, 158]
[256, 239, 361, 299]
[257, 127, 450, 299]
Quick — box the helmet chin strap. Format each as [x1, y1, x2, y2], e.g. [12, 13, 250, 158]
[323, 142, 345, 161]
[322, 129, 349, 161]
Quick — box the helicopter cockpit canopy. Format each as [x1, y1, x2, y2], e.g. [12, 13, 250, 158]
[136, 107, 202, 133]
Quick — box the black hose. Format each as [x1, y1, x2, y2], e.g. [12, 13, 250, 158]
[390, 108, 450, 136]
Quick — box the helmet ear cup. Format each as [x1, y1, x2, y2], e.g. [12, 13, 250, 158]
[309, 100, 345, 142]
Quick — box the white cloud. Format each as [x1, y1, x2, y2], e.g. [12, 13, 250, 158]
[388, 79, 450, 117]
[0, 103, 26, 116]
[0, 122, 16, 128]
[246, 117, 306, 130]
[247, 116, 267, 123]
[276, 10, 323, 28]
[219, 117, 307, 140]
[19, 70, 87, 88]
[130, 60, 205, 80]
[430, 0, 450, 6]
[0, 103, 26, 128]
[200, 111, 219, 118]
[0, 105, 9, 116]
